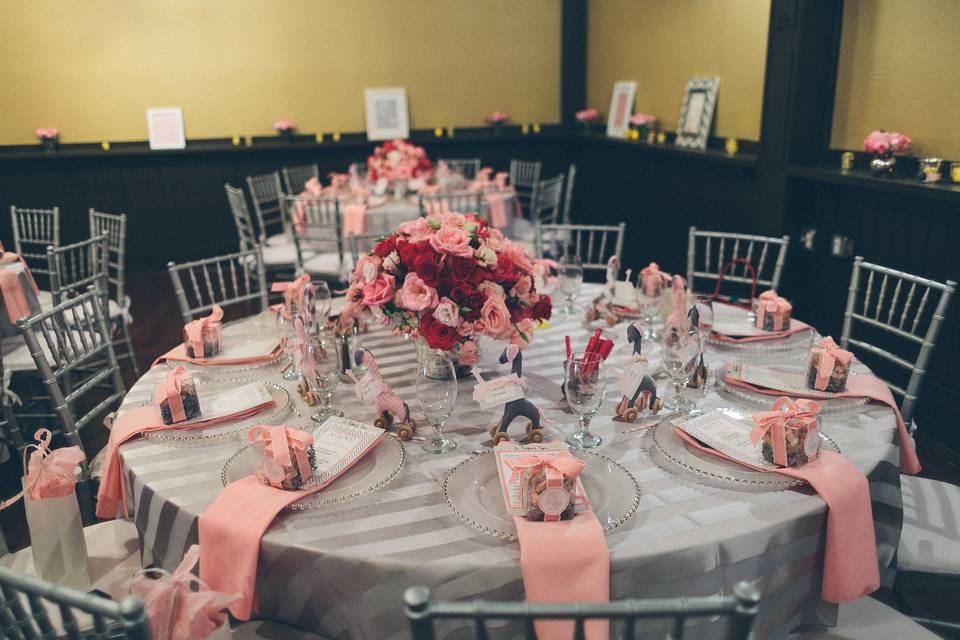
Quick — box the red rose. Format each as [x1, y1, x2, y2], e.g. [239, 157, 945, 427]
[420, 314, 462, 350]
[531, 296, 552, 321]
[372, 235, 397, 258]
[510, 304, 532, 323]
[449, 284, 484, 320]
[397, 239, 432, 266]
[413, 253, 441, 287]
[493, 254, 518, 283]
[444, 255, 477, 283]
[382, 141, 395, 152]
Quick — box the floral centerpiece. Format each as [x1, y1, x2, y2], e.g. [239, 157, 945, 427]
[629, 113, 657, 141]
[274, 120, 297, 141]
[486, 111, 509, 134]
[345, 213, 553, 368]
[35, 128, 59, 153]
[575, 108, 599, 134]
[864, 130, 911, 177]
[367, 139, 433, 196]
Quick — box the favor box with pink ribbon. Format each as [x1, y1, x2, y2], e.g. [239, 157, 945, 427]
[806, 336, 853, 392]
[495, 442, 588, 522]
[754, 290, 792, 332]
[154, 367, 200, 425]
[750, 397, 821, 468]
[248, 425, 315, 490]
[183, 305, 223, 358]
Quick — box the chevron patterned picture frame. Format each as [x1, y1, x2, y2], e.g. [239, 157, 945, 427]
[675, 76, 720, 150]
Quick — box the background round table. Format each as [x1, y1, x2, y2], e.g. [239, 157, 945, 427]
[116, 285, 905, 639]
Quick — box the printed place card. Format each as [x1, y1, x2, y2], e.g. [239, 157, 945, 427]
[473, 374, 525, 411]
[674, 410, 776, 470]
[200, 382, 274, 420]
[728, 362, 836, 398]
[310, 416, 384, 485]
[493, 442, 589, 515]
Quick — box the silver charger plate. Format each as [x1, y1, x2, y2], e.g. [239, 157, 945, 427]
[649, 409, 841, 490]
[144, 381, 292, 446]
[715, 366, 869, 414]
[441, 449, 641, 541]
[165, 316, 283, 375]
[220, 432, 404, 510]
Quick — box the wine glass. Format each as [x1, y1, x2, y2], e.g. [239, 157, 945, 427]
[312, 280, 332, 331]
[416, 352, 458, 454]
[635, 279, 663, 340]
[276, 312, 301, 381]
[564, 352, 606, 449]
[559, 255, 583, 315]
[688, 294, 714, 336]
[661, 320, 703, 412]
[303, 335, 343, 422]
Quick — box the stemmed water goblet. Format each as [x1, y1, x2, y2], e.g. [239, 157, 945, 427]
[416, 351, 458, 454]
[276, 312, 301, 381]
[559, 255, 584, 316]
[635, 281, 662, 340]
[661, 318, 703, 412]
[564, 352, 606, 449]
[303, 333, 343, 422]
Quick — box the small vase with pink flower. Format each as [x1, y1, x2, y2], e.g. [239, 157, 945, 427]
[864, 130, 911, 178]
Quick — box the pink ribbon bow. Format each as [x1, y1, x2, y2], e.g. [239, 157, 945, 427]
[131, 545, 241, 640]
[247, 425, 314, 489]
[184, 305, 223, 358]
[665, 274, 688, 328]
[750, 396, 821, 466]
[506, 452, 585, 520]
[813, 336, 854, 391]
[271, 274, 311, 315]
[24, 428, 85, 500]
[154, 366, 189, 423]
[758, 289, 778, 302]
[639, 262, 669, 297]
[757, 294, 792, 331]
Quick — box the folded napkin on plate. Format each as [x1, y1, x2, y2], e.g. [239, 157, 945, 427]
[710, 319, 811, 343]
[0, 252, 39, 323]
[155, 342, 282, 367]
[675, 429, 880, 602]
[96, 396, 275, 519]
[724, 370, 921, 474]
[514, 513, 610, 640]
[342, 203, 367, 238]
[199, 425, 382, 620]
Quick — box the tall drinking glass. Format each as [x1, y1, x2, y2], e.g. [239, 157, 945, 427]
[564, 352, 606, 449]
[417, 352, 458, 454]
[303, 335, 343, 422]
[636, 282, 663, 340]
[312, 280, 332, 331]
[559, 255, 584, 315]
[276, 312, 300, 381]
[661, 320, 702, 412]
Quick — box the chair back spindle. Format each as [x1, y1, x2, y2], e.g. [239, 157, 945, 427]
[418, 191, 484, 218]
[561, 163, 577, 224]
[686, 226, 790, 298]
[535, 223, 626, 276]
[245, 171, 286, 242]
[282, 163, 320, 195]
[10, 206, 61, 277]
[509, 160, 542, 219]
[167, 247, 269, 324]
[532, 174, 565, 226]
[88, 209, 129, 307]
[438, 158, 482, 180]
[283, 195, 345, 280]
[225, 183, 258, 252]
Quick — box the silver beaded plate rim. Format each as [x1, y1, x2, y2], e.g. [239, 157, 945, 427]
[706, 328, 814, 352]
[219, 432, 405, 511]
[650, 419, 841, 490]
[440, 449, 642, 542]
[714, 368, 869, 414]
[143, 382, 292, 446]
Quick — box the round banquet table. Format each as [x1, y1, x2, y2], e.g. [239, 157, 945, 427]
[116, 285, 905, 639]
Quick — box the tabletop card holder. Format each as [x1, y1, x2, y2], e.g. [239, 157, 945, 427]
[348, 348, 416, 440]
[616, 322, 662, 422]
[482, 346, 547, 445]
[154, 367, 200, 425]
[493, 441, 589, 522]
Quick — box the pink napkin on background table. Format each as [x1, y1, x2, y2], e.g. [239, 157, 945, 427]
[710, 319, 812, 344]
[342, 203, 367, 238]
[483, 192, 509, 229]
[0, 252, 39, 323]
[96, 402, 274, 519]
[154, 343, 282, 367]
[674, 430, 880, 602]
[514, 512, 610, 640]
[724, 372, 921, 474]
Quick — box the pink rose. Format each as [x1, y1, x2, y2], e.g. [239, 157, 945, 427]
[397, 218, 434, 242]
[361, 273, 396, 306]
[354, 254, 381, 284]
[484, 228, 508, 252]
[439, 211, 466, 228]
[433, 297, 460, 327]
[457, 319, 485, 336]
[458, 339, 480, 365]
[430, 225, 473, 257]
[478, 281, 505, 300]
[504, 241, 534, 273]
[480, 295, 512, 337]
[398, 272, 439, 311]
[511, 275, 533, 300]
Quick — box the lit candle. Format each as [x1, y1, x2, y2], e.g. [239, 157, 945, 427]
[434, 127, 443, 137]
[725, 137, 739, 155]
[332, 132, 341, 142]
[315, 133, 324, 143]
[447, 126, 455, 138]
[841, 152, 854, 172]
[100, 141, 110, 151]
[521, 123, 529, 135]
[532, 123, 541, 134]
[951, 162, 960, 183]
[231, 135, 240, 146]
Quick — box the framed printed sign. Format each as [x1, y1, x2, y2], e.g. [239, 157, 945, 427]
[675, 77, 720, 150]
[605, 81, 637, 138]
[364, 87, 410, 141]
[146, 107, 186, 150]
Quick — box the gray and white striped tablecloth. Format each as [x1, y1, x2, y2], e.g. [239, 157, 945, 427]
[117, 287, 904, 639]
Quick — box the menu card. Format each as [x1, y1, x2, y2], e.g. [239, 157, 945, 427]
[493, 442, 589, 516]
[310, 416, 384, 486]
[674, 410, 777, 470]
[198, 382, 274, 421]
[711, 303, 768, 337]
[728, 361, 837, 398]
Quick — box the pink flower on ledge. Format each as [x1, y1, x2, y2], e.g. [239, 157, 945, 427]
[485, 111, 509, 124]
[273, 120, 297, 133]
[575, 108, 599, 122]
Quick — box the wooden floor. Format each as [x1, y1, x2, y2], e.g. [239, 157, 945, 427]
[1, 270, 957, 632]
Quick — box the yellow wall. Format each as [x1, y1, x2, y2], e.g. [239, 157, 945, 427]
[588, 0, 770, 141]
[832, 0, 960, 158]
[0, 0, 560, 145]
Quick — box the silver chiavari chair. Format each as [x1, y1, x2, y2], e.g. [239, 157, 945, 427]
[532, 173, 565, 225]
[686, 227, 790, 298]
[88, 209, 139, 378]
[245, 171, 287, 245]
[0, 564, 151, 640]
[348, 232, 386, 266]
[405, 582, 761, 640]
[439, 158, 481, 180]
[10, 206, 60, 277]
[535, 223, 626, 277]
[562, 163, 577, 224]
[282, 163, 320, 194]
[284, 195, 346, 281]
[0, 348, 26, 456]
[418, 191, 484, 217]
[509, 159, 542, 218]
[167, 247, 269, 325]
[350, 162, 369, 182]
[227, 183, 296, 271]
[17, 288, 126, 522]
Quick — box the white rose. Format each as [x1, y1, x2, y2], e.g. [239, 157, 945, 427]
[433, 297, 460, 327]
[476, 246, 498, 267]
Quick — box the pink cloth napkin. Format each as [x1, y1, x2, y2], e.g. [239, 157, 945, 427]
[483, 192, 509, 229]
[724, 372, 921, 474]
[711, 319, 812, 343]
[199, 437, 384, 620]
[514, 512, 610, 639]
[96, 402, 274, 519]
[343, 203, 368, 238]
[154, 343, 281, 367]
[0, 253, 39, 323]
[675, 430, 880, 602]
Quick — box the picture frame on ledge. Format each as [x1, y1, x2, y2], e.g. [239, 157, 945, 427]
[146, 107, 186, 150]
[675, 77, 719, 150]
[605, 80, 637, 138]
[364, 87, 410, 141]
